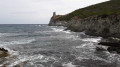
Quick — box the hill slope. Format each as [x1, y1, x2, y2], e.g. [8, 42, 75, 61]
[57, 0, 120, 21]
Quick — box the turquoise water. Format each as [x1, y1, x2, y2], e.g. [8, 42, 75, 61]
[0, 24, 120, 67]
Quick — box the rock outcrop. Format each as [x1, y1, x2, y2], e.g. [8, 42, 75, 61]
[49, 12, 68, 26]
[67, 15, 120, 38]
[49, 14, 120, 38]
[0, 48, 9, 58]
[49, 14, 120, 53]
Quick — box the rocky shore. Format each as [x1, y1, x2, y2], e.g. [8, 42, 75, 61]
[49, 12, 120, 53]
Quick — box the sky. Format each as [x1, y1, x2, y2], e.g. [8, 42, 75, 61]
[0, 0, 109, 24]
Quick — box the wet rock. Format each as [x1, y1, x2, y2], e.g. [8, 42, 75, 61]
[96, 46, 106, 51]
[98, 37, 120, 53]
[98, 42, 120, 47]
[0, 48, 9, 58]
[107, 47, 120, 53]
[1, 65, 6, 67]
[0, 48, 8, 52]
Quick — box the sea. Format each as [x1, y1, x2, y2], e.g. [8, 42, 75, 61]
[0, 24, 120, 67]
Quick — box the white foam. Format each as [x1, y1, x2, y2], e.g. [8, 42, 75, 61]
[75, 42, 96, 49]
[1, 46, 19, 56]
[75, 44, 87, 49]
[63, 30, 71, 34]
[76, 54, 112, 63]
[82, 37, 102, 43]
[52, 28, 64, 32]
[8, 54, 43, 67]
[62, 62, 76, 67]
[38, 56, 56, 63]
[52, 27, 71, 34]
[0, 33, 27, 37]
[0, 38, 35, 46]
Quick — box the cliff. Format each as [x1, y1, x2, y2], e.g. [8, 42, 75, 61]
[49, 0, 120, 38]
[49, 0, 120, 53]
[67, 14, 120, 38]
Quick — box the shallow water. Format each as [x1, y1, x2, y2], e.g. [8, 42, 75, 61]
[0, 24, 120, 67]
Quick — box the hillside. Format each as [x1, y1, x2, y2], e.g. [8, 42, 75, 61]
[57, 0, 120, 21]
[48, 0, 120, 55]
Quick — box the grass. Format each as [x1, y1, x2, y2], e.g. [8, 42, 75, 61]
[57, 0, 120, 21]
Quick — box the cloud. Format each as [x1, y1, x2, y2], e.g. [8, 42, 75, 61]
[0, 0, 109, 24]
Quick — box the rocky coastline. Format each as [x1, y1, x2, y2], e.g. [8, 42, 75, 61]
[49, 12, 120, 54]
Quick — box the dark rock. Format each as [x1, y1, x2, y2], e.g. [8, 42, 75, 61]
[98, 42, 120, 47]
[96, 46, 106, 51]
[0, 48, 9, 58]
[107, 47, 120, 53]
[0, 48, 8, 52]
[98, 37, 120, 53]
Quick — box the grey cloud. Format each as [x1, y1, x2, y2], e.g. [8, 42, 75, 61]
[10, 11, 38, 14]
[0, 0, 109, 24]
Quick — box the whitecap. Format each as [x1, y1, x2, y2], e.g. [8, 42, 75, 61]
[62, 62, 76, 67]
[82, 37, 102, 42]
[0, 33, 28, 37]
[52, 28, 64, 32]
[8, 54, 43, 67]
[63, 30, 71, 34]
[51, 27, 72, 34]
[75, 42, 95, 48]
[0, 38, 35, 46]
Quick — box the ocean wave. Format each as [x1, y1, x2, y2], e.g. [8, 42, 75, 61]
[51, 27, 71, 34]
[0, 33, 28, 37]
[75, 43, 95, 49]
[0, 38, 35, 46]
[52, 28, 64, 32]
[8, 54, 43, 67]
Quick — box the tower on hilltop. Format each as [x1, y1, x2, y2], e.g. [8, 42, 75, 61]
[53, 12, 56, 18]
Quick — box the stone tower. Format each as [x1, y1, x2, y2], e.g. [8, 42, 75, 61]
[53, 12, 56, 18]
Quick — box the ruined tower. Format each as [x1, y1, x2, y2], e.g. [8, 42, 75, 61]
[53, 12, 56, 18]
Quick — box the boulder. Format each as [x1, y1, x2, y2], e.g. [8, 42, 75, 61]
[98, 42, 120, 47]
[0, 48, 9, 58]
[107, 47, 120, 53]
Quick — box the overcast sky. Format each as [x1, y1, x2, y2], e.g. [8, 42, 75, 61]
[0, 0, 109, 24]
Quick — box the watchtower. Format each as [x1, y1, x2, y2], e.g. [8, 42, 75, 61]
[53, 12, 56, 18]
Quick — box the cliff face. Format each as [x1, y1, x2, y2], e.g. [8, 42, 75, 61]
[49, 14, 120, 38]
[49, 0, 120, 38]
[67, 15, 120, 38]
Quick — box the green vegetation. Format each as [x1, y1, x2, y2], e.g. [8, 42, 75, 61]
[57, 0, 120, 21]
